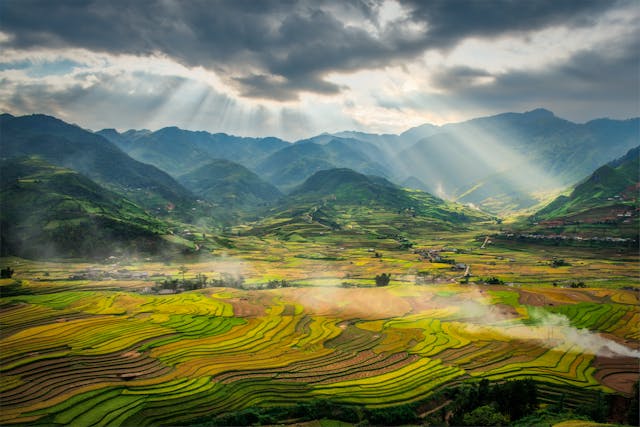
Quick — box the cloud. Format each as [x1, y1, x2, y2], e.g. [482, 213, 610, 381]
[432, 31, 640, 120]
[401, 0, 616, 48]
[0, 0, 629, 101]
[431, 65, 493, 90]
[0, 58, 364, 140]
[233, 73, 343, 101]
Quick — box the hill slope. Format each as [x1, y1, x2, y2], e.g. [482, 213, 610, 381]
[249, 168, 490, 239]
[0, 157, 177, 258]
[289, 168, 414, 207]
[256, 139, 390, 192]
[533, 147, 639, 227]
[98, 126, 289, 174]
[0, 114, 194, 213]
[178, 159, 282, 222]
[106, 126, 214, 176]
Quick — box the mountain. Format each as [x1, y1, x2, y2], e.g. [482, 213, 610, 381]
[330, 130, 434, 182]
[5, 109, 637, 222]
[195, 133, 289, 168]
[0, 114, 193, 213]
[96, 128, 152, 147]
[95, 128, 149, 148]
[249, 168, 490, 239]
[256, 138, 390, 192]
[395, 109, 639, 213]
[94, 108, 638, 215]
[289, 168, 413, 207]
[177, 159, 282, 221]
[532, 146, 639, 228]
[99, 126, 289, 175]
[0, 157, 178, 258]
[332, 125, 439, 152]
[398, 123, 440, 145]
[101, 126, 215, 176]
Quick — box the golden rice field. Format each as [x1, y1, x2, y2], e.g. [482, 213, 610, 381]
[1, 280, 638, 425]
[0, 234, 638, 426]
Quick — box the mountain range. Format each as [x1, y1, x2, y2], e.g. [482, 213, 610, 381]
[97, 126, 288, 176]
[394, 109, 638, 212]
[98, 108, 638, 214]
[0, 109, 637, 257]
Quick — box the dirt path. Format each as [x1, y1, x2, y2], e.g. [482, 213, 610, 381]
[418, 400, 453, 419]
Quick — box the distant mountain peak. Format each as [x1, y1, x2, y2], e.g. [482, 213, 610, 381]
[524, 108, 555, 118]
[157, 126, 182, 133]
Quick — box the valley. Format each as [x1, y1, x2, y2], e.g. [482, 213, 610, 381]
[0, 111, 638, 426]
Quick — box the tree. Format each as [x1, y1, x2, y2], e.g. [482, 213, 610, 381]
[195, 273, 208, 288]
[478, 379, 490, 406]
[1, 267, 14, 279]
[627, 381, 639, 426]
[178, 265, 188, 283]
[463, 405, 508, 426]
[551, 258, 570, 267]
[375, 273, 391, 287]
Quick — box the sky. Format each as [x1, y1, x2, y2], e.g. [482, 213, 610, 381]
[0, 0, 638, 141]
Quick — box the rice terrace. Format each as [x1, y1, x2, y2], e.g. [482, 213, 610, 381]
[1, 0, 639, 426]
[1, 225, 638, 426]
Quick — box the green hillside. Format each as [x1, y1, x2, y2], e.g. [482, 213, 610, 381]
[117, 127, 213, 176]
[534, 147, 638, 218]
[249, 168, 490, 239]
[0, 114, 194, 213]
[178, 159, 282, 222]
[0, 157, 178, 258]
[290, 168, 413, 206]
[98, 126, 288, 172]
[531, 147, 639, 234]
[256, 140, 390, 192]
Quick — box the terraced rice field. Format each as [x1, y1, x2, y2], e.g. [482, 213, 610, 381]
[1, 279, 638, 426]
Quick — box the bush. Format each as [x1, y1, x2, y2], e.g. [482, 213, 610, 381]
[369, 404, 418, 425]
[463, 405, 509, 426]
[375, 273, 391, 287]
[1, 266, 14, 278]
[551, 258, 570, 267]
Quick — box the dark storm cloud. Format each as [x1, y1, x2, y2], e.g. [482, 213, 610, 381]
[400, 0, 615, 48]
[0, 0, 631, 101]
[234, 73, 344, 101]
[426, 33, 640, 120]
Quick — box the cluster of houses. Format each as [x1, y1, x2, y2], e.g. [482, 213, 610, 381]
[68, 268, 152, 281]
[413, 248, 468, 271]
[495, 232, 635, 244]
[535, 206, 636, 227]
